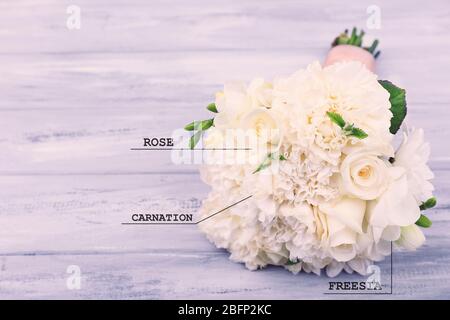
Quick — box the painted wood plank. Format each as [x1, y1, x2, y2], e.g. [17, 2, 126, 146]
[0, 171, 447, 255]
[0, 50, 449, 113]
[0, 173, 209, 253]
[0, 248, 449, 299]
[0, 104, 449, 175]
[1, 0, 449, 55]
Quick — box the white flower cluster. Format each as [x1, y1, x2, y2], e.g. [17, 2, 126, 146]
[198, 61, 434, 276]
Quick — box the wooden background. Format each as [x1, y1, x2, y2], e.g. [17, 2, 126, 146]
[0, 0, 449, 299]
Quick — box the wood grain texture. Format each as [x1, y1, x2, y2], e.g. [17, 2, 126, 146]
[0, 0, 449, 299]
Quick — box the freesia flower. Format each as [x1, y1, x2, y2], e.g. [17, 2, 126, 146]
[366, 166, 421, 243]
[396, 224, 425, 250]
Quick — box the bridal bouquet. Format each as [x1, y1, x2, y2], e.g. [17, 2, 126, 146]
[184, 28, 436, 276]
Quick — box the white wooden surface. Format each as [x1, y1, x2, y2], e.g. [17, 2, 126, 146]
[0, 0, 449, 299]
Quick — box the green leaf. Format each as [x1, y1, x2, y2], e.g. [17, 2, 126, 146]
[419, 197, 437, 210]
[335, 35, 349, 46]
[331, 28, 379, 58]
[185, 119, 214, 148]
[184, 121, 195, 131]
[354, 30, 364, 47]
[327, 111, 368, 139]
[332, 29, 349, 47]
[416, 214, 432, 228]
[252, 153, 273, 174]
[198, 118, 214, 131]
[286, 259, 300, 266]
[184, 119, 214, 131]
[253, 153, 286, 173]
[343, 124, 368, 139]
[189, 131, 202, 150]
[379, 80, 407, 134]
[327, 111, 346, 128]
[348, 126, 368, 139]
[349, 27, 357, 45]
[206, 103, 218, 113]
[366, 39, 379, 53]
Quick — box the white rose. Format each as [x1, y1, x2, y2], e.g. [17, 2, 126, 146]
[240, 108, 282, 150]
[202, 128, 231, 165]
[366, 166, 421, 243]
[395, 224, 425, 251]
[247, 78, 273, 109]
[213, 79, 274, 129]
[314, 196, 366, 262]
[339, 151, 390, 200]
[394, 127, 434, 204]
[213, 83, 252, 129]
[203, 128, 224, 148]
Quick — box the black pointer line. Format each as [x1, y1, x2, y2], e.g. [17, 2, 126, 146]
[122, 195, 253, 225]
[195, 195, 253, 224]
[130, 148, 252, 150]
